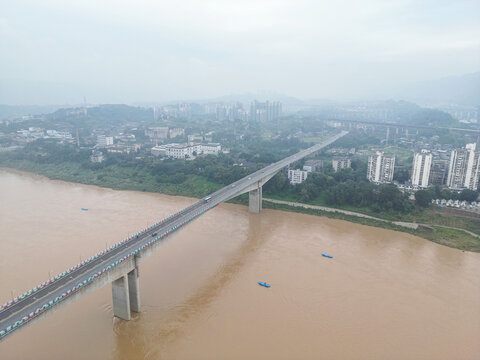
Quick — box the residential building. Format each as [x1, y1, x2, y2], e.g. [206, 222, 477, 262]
[250, 101, 282, 122]
[106, 144, 140, 154]
[430, 159, 449, 185]
[151, 145, 168, 157]
[97, 135, 113, 147]
[303, 159, 323, 173]
[169, 128, 185, 139]
[145, 127, 169, 140]
[46, 130, 73, 140]
[367, 151, 395, 183]
[188, 134, 204, 144]
[288, 169, 308, 184]
[199, 143, 221, 155]
[446, 143, 480, 190]
[332, 158, 351, 172]
[411, 150, 432, 188]
[90, 150, 105, 163]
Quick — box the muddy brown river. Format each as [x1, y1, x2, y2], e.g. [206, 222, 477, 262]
[0, 170, 479, 359]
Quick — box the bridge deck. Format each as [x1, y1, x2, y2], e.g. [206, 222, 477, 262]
[0, 131, 348, 340]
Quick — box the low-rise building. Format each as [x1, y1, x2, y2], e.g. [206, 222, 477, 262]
[169, 128, 185, 139]
[332, 158, 351, 172]
[288, 169, 308, 184]
[90, 150, 105, 163]
[188, 134, 204, 144]
[152, 142, 222, 159]
[97, 135, 113, 147]
[106, 144, 140, 154]
[199, 143, 221, 155]
[303, 160, 323, 173]
[145, 127, 169, 140]
[166, 144, 199, 159]
[151, 145, 168, 157]
[46, 130, 73, 140]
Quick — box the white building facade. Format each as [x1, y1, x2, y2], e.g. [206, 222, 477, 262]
[367, 151, 395, 183]
[411, 149, 432, 188]
[199, 143, 221, 155]
[97, 135, 113, 147]
[447, 143, 480, 190]
[158, 143, 222, 159]
[288, 169, 308, 185]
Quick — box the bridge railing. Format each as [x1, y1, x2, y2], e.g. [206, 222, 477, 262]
[0, 201, 220, 339]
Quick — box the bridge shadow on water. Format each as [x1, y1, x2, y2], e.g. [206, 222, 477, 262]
[112, 213, 267, 360]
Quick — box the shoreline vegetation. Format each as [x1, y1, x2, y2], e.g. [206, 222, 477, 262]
[2, 164, 479, 253]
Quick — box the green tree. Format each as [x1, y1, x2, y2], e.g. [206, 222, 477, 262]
[415, 190, 433, 208]
[459, 189, 479, 202]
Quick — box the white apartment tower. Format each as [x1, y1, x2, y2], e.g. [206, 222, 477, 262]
[411, 149, 432, 188]
[367, 151, 395, 183]
[447, 143, 480, 190]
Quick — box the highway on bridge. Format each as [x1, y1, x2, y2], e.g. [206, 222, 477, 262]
[0, 130, 347, 340]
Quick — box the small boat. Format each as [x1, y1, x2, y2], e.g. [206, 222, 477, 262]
[258, 281, 271, 288]
[81, 208, 88, 211]
[322, 253, 333, 258]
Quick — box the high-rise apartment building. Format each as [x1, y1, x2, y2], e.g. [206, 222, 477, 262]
[250, 101, 282, 122]
[429, 159, 449, 185]
[446, 143, 480, 190]
[411, 150, 432, 188]
[367, 151, 395, 183]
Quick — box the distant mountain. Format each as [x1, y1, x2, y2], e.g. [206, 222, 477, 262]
[46, 104, 153, 128]
[0, 104, 65, 120]
[397, 72, 480, 106]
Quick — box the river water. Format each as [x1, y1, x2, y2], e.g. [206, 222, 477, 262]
[0, 170, 479, 360]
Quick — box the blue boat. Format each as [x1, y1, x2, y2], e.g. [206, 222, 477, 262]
[322, 253, 333, 258]
[258, 281, 271, 288]
[81, 208, 88, 211]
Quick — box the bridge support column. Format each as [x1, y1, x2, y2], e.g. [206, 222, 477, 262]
[112, 275, 131, 320]
[249, 186, 262, 213]
[128, 267, 140, 313]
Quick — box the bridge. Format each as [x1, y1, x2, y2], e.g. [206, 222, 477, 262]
[0, 131, 348, 341]
[330, 118, 480, 134]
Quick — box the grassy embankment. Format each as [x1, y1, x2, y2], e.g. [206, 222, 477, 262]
[265, 190, 480, 235]
[262, 202, 480, 252]
[2, 160, 479, 252]
[0, 159, 222, 198]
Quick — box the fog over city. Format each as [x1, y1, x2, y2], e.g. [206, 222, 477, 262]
[1, 0, 479, 104]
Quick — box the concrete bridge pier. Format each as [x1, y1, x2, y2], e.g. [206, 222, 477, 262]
[112, 275, 131, 320]
[128, 267, 140, 313]
[112, 266, 141, 320]
[249, 186, 262, 213]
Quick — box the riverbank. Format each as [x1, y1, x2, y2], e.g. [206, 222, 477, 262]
[1, 166, 479, 252]
[262, 199, 480, 253]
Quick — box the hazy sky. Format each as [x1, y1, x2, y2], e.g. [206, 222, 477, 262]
[1, 0, 479, 104]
